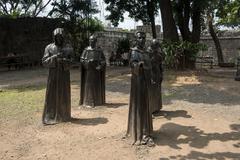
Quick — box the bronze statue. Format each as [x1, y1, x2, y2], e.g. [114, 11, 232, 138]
[148, 39, 164, 114]
[126, 32, 154, 146]
[42, 28, 73, 125]
[235, 57, 240, 81]
[79, 35, 106, 108]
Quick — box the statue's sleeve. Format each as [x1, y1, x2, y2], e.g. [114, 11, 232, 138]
[62, 45, 74, 70]
[130, 50, 142, 75]
[42, 45, 56, 68]
[80, 50, 89, 69]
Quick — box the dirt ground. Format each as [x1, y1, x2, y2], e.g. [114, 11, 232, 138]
[0, 67, 240, 160]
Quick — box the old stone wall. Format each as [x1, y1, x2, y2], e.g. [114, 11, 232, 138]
[200, 37, 240, 65]
[95, 30, 240, 66]
[1, 18, 239, 66]
[95, 31, 134, 64]
[0, 17, 62, 62]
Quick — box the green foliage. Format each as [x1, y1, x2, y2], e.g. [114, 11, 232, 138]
[104, 0, 159, 26]
[49, 0, 98, 21]
[216, 0, 240, 28]
[49, 0, 102, 56]
[0, 0, 52, 17]
[64, 17, 104, 56]
[161, 41, 207, 69]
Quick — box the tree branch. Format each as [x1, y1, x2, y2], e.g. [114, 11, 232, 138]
[0, 1, 9, 14]
[35, 0, 52, 17]
[32, 0, 43, 16]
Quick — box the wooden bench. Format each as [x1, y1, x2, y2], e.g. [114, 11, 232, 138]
[236, 57, 240, 69]
[196, 56, 213, 69]
[235, 58, 240, 81]
[0, 55, 32, 70]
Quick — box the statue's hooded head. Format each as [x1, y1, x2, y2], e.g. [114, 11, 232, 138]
[151, 39, 160, 49]
[89, 35, 97, 48]
[135, 31, 146, 48]
[53, 28, 64, 47]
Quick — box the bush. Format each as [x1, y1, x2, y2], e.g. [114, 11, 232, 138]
[160, 40, 208, 69]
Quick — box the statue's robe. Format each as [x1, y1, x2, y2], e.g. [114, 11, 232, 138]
[126, 47, 153, 144]
[79, 47, 106, 107]
[148, 47, 164, 113]
[42, 43, 73, 125]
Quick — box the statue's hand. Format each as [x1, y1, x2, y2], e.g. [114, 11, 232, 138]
[151, 79, 156, 85]
[96, 66, 101, 70]
[57, 57, 64, 62]
[88, 59, 94, 63]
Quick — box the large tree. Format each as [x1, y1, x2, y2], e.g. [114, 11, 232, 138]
[159, 0, 179, 42]
[104, 0, 159, 38]
[0, 0, 52, 17]
[169, 0, 209, 68]
[205, 0, 240, 65]
[204, 0, 230, 65]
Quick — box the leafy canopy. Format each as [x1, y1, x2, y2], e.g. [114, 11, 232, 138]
[0, 0, 52, 17]
[104, 0, 159, 26]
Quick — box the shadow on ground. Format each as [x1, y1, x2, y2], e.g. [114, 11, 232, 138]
[154, 110, 192, 120]
[154, 123, 240, 150]
[105, 103, 128, 108]
[159, 151, 240, 160]
[70, 117, 108, 125]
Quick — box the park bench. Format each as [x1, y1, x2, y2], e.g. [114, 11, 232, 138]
[235, 57, 240, 81]
[195, 56, 213, 69]
[0, 55, 33, 70]
[237, 57, 240, 69]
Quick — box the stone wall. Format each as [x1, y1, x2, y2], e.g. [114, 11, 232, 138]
[1, 18, 239, 66]
[0, 17, 62, 62]
[95, 29, 240, 66]
[136, 25, 162, 39]
[95, 31, 134, 64]
[200, 37, 240, 65]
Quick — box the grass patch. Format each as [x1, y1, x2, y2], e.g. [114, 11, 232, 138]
[0, 85, 45, 120]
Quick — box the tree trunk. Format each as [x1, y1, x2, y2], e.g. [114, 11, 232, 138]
[159, 0, 179, 42]
[175, 0, 202, 69]
[175, 0, 191, 41]
[191, 7, 201, 43]
[147, 0, 157, 38]
[207, 13, 224, 64]
[185, 6, 201, 69]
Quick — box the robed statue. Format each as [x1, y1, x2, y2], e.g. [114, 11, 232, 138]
[235, 57, 240, 81]
[42, 28, 73, 125]
[79, 35, 106, 108]
[147, 39, 164, 114]
[125, 31, 154, 146]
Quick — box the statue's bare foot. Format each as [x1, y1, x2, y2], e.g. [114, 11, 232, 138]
[152, 110, 161, 116]
[141, 135, 155, 147]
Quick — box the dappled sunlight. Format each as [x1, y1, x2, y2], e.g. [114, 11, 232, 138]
[171, 75, 202, 87]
